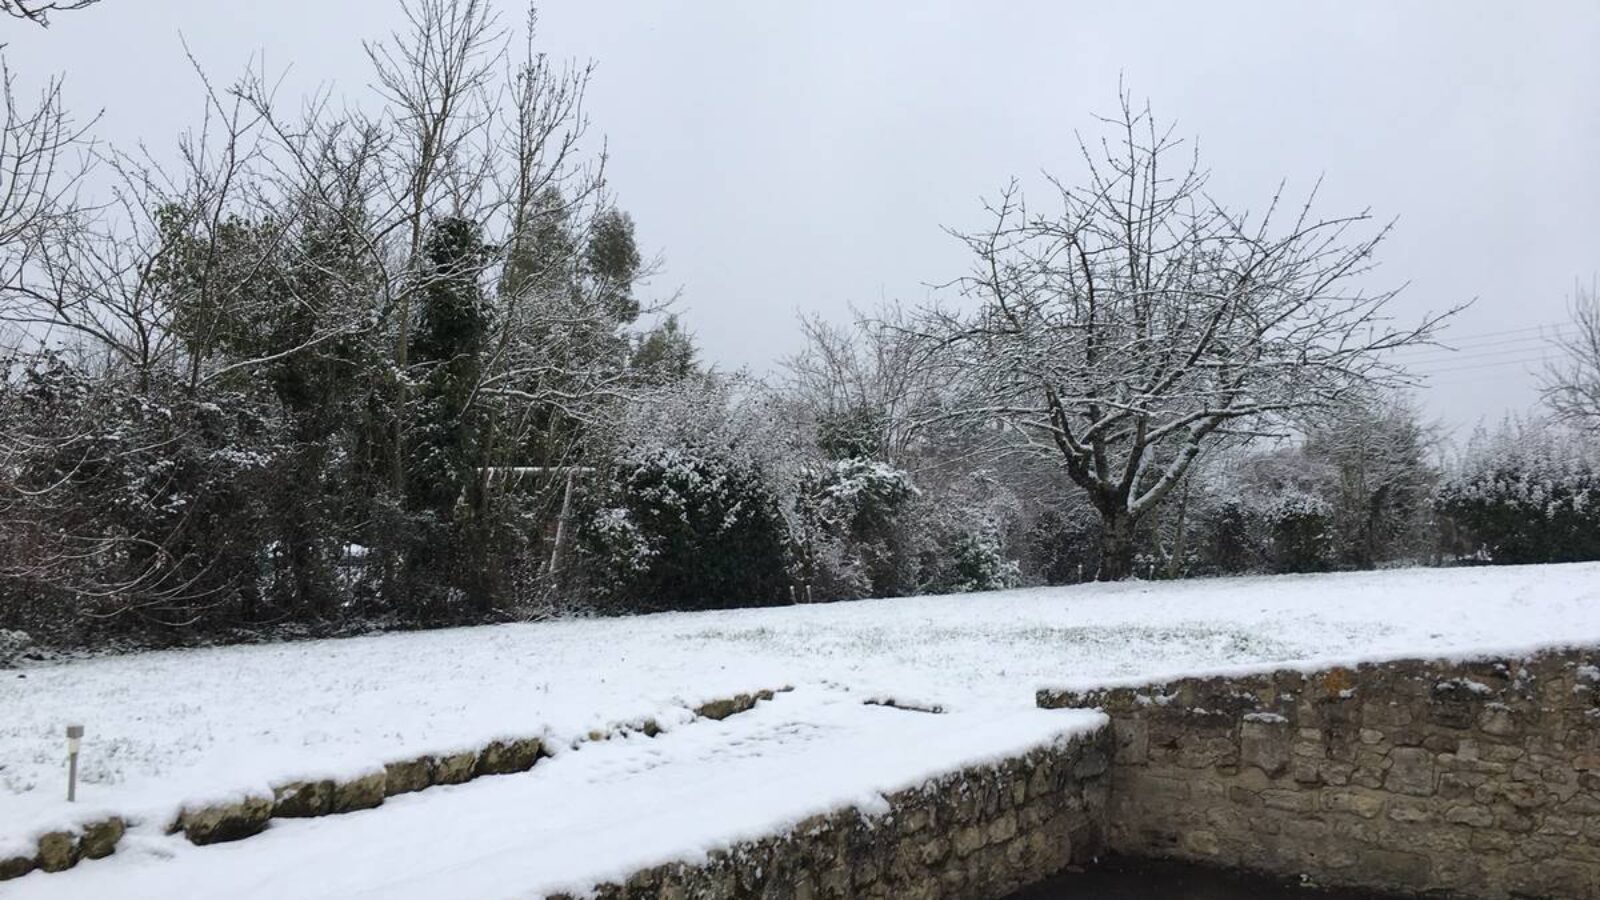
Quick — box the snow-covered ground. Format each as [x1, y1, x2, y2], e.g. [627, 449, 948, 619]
[4, 562, 1600, 895]
[7, 690, 1099, 899]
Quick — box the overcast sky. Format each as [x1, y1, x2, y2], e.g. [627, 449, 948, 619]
[8, 1, 1599, 432]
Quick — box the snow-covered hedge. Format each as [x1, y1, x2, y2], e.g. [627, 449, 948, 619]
[1435, 419, 1600, 564]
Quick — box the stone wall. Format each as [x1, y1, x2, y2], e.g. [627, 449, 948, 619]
[562, 729, 1113, 900]
[1039, 647, 1600, 899]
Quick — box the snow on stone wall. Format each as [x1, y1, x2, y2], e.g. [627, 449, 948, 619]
[558, 729, 1112, 900]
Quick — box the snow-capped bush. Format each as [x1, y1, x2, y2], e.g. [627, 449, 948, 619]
[812, 457, 915, 529]
[939, 527, 1022, 593]
[0, 351, 285, 641]
[579, 377, 795, 611]
[1267, 491, 1334, 573]
[795, 456, 917, 601]
[0, 629, 31, 668]
[1191, 497, 1264, 576]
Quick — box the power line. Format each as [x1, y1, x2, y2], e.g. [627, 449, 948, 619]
[1394, 340, 1571, 367]
[1417, 366, 1557, 387]
[1413, 321, 1574, 346]
[1415, 353, 1560, 377]
[1389, 328, 1571, 355]
[1386, 327, 1574, 360]
[1399, 349, 1561, 372]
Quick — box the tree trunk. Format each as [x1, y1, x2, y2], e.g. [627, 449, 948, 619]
[1362, 484, 1390, 570]
[1164, 482, 1192, 580]
[1097, 508, 1138, 581]
[547, 469, 577, 578]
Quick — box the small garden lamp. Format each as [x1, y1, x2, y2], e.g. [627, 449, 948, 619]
[65, 724, 83, 802]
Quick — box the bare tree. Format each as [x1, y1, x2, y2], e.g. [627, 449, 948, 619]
[358, 0, 503, 500]
[913, 97, 1452, 580]
[0, 50, 305, 388]
[784, 305, 941, 466]
[0, 0, 97, 28]
[1303, 393, 1438, 568]
[0, 61, 94, 314]
[1543, 283, 1600, 432]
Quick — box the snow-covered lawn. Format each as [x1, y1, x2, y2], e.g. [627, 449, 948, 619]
[3, 562, 1599, 895]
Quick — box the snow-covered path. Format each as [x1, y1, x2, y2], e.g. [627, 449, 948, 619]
[6, 689, 1101, 899]
[3, 563, 1599, 893]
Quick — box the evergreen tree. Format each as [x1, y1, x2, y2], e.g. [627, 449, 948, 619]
[632, 315, 698, 385]
[578, 377, 796, 612]
[403, 216, 491, 615]
[590, 446, 792, 611]
[409, 216, 490, 517]
[585, 208, 643, 324]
